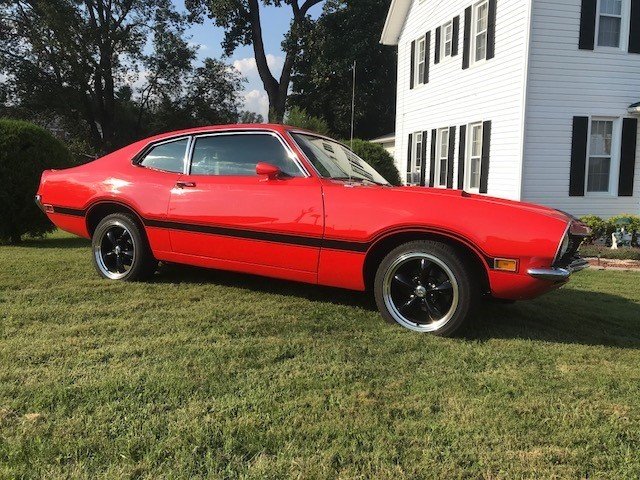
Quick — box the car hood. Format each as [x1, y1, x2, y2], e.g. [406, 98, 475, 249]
[383, 185, 571, 223]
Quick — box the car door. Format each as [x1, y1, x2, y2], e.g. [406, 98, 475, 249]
[166, 130, 324, 276]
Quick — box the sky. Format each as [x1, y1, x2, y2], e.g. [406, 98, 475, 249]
[173, 0, 324, 120]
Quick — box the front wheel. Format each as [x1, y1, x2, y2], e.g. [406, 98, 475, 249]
[92, 213, 157, 281]
[374, 241, 479, 336]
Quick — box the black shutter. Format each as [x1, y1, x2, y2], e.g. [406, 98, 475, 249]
[435, 27, 442, 64]
[487, 0, 497, 60]
[462, 7, 472, 69]
[410, 40, 416, 89]
[447, 126, 456, 188]
[420, 130, 429, 186]
[618, 118, 638, 196]
[630, 0, 640, 54]
[452, 16, 460, 56]
[429, 129, 437, 187]
[424, 32, 431, 84]
[407, 133, 413, 183]
[579, 0, 597, 50]
[569, 116, 589, 196]
[479, 121, 491, 194]
[458, 125, 467, 189]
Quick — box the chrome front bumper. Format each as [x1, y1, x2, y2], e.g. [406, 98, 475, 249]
[527, 258, 590, 282]
[35, 194, 46, 213]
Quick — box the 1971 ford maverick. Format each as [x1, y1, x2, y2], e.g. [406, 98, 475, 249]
[36, 124, 590, 335]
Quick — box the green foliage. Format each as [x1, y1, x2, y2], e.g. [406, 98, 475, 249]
[579, 214, 640, 247]
[0, 119, 73, 243]
[290, 0, 397, 139]
[285, 106, 331, 136]
[350, 138, 402, 186]
[579, 245, 640, 260]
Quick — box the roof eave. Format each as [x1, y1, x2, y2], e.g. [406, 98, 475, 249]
[380, 0, 411, 46]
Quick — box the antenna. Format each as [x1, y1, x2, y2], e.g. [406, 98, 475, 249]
[350, 60, 356, 150]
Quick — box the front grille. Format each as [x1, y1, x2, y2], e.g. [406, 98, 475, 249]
[554, 234, 584, 268]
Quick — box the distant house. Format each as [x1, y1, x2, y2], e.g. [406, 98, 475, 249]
[381, 0, 640, 217]
[370, 132, 396, 158]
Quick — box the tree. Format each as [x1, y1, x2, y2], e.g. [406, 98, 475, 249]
[238, 111, 264, 123]
[290, 0, 397, 140]
[186, 0, 323, 123]
[0, 118, 73, 243]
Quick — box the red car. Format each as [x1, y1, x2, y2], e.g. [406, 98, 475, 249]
[36, 124, 589, 335]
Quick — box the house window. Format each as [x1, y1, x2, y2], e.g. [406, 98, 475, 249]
[436, 128, 449, 187]
[416, 36, 426, 86]
[472, 0, 489, 63]
[466, 123, 483, 192]
[442, 21, 453, 58]
[586, 119, 615, 193]
[407, 132, 423, 185]
[597, 0, 624, 47]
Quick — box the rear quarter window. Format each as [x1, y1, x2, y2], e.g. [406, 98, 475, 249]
[139, 138, 188, 173]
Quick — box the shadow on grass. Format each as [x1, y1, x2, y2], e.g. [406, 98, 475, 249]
[157, 264, 640, 348]
[155, 263, 376, 311]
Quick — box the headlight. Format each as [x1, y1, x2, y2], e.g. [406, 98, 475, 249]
[558, 234, 570, 260]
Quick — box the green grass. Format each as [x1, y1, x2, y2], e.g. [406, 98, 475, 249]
[1, 231, 640, 479]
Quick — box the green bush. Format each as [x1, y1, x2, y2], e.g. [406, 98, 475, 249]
[579, 214, 640, 248]
[285, 106, 331, 136]
[350, 138, 402, 186]
[0, 118, 73, 243]
[579, 215, 610, 244]
[579, 245, 640, 260]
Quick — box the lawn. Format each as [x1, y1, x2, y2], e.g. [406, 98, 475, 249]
[1, 232, 639, 479]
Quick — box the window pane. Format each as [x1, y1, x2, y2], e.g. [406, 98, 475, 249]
[587, 157, 611, 192]
[439, 159, 448, 185]
[191, 134, 300, 177]
[471, 125, 483, 157]
[600, 0, 622, 15]
[475, 32, 487, 61]
[140, 139, 188, 173]
[598, 15, 621, 47]
[477, 3, 488, 31]
[590, 120, 612, 155]
[470, 157, 481, 189]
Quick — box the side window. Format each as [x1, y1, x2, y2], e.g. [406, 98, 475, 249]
[139, 138, 188, 173]
[190, 134, 302, 177]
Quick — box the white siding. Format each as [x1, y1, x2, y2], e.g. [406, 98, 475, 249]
[523, 0, 640, 217]
[394, 0, 531, 200]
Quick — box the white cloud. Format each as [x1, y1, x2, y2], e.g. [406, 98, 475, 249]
[188, 42, 209, 51]
[233, 54, 284, 77]
[243, 89, 269, 121]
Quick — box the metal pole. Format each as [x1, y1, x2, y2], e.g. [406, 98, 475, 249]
[350, 60, 356, 149]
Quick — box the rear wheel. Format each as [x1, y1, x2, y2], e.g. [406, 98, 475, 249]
[374, 241, 479, 336]
[92, 213, 157, 281]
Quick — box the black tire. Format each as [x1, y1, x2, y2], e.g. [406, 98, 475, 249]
[373, 240, 480, 336]
[91, 213, 157, 281]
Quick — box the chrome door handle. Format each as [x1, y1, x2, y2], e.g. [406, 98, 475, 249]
[176, 181, 196, 189]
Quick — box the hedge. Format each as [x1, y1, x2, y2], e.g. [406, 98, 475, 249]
[0, 118, 73, 243]
[350, 139, 402, 186]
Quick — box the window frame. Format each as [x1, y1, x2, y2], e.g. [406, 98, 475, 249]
[434, 127, 450, 188]
[595, 0, 630, 51]
[134, 136, 193, 174]
[442, 20, 453, 60]
[186, 130, 309, 178]
[585, 116, 621, 196]
[470, 0, 489, 66]
[415, 35, 427, 87]
[465, 122, 484, 193]
[406, 132, 423, 185]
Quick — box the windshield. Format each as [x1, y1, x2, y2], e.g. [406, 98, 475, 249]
[291, 133, 390, 185]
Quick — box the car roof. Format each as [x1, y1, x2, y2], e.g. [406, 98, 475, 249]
[143, 124, 315, 144]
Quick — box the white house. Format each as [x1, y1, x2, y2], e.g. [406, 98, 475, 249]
[381, 0, 640, 217]
[370, 132, 397, 158]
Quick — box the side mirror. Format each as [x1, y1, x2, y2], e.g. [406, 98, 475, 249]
[256, 162, 281, 179]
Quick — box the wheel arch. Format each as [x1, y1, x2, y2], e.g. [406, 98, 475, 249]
[363, 229, 491, 294]
[85, 200, 147, 238]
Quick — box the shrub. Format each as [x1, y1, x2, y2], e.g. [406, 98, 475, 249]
[579, 215, 610, 244]
[350, 138, 402, 186]
[0, 118, 73, 243]
[579, 245, 640, 260]
[284, 107, 331, 136]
